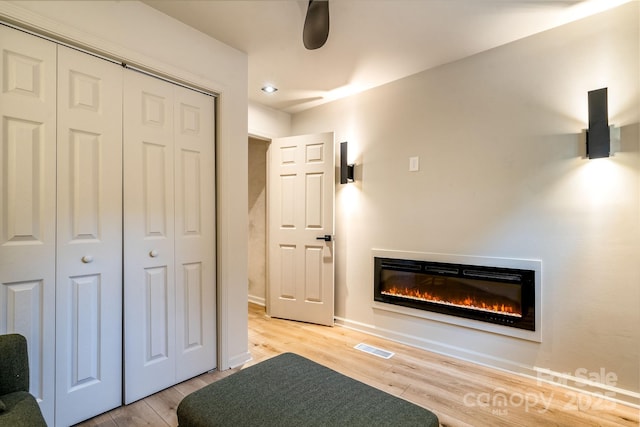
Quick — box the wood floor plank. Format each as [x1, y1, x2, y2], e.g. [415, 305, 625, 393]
[143, 387, 182, 426]
[74, 303, 639, 427]
[71, 412, 117, 427]
[107, 400, 170, 427]
[172, 376, 211, 398]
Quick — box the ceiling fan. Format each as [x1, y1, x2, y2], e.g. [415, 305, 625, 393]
[303, 0, 330, 50]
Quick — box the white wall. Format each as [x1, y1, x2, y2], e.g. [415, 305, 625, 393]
[249, 100, 292, 139]
[292, 2, 640, 402]
[0, 0, 250, 369]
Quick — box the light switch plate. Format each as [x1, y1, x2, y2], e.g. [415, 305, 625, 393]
[409, 156, 419, 172]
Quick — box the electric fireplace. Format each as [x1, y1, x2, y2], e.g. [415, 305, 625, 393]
[374, 257, 536, 331]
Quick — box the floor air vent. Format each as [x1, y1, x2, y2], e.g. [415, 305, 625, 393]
[354, 343, 394, 359]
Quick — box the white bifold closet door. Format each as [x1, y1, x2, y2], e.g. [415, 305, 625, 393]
[123, 69, 216, 403]
[55, 45, 123, 426]
[0, 25, 57, 424]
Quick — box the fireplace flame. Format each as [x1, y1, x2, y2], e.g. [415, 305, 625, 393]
[381, 286, 522, 317]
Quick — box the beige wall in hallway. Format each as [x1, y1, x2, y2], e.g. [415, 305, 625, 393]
[248, 138, 268, 305]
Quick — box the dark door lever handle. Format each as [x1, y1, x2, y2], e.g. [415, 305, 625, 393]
[316, 234, 332, 242]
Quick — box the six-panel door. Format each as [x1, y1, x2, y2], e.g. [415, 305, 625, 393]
[268, 133, 335, 326]
[55, 45, 124, 426]
[123, 70, 176, 403]
[173, 86, 216, 382]
[0, 25, 57, 424]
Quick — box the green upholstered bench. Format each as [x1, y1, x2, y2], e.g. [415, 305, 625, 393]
[177, 352, 439, 427]
[0, 334, 47, 427]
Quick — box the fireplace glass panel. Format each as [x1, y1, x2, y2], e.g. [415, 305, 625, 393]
[379, 270, 523, 317]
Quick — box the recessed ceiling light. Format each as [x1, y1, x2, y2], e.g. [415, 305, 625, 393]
[261, 85, 278, 93]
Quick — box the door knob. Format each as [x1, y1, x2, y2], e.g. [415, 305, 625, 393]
[81, 255, 94, 263]
[149, 250, 159, 258]
[316, 234, 332, 242]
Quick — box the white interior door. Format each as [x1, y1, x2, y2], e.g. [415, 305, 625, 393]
[55, 45, 123, 426]
[124, 69, 176, 403]
[173, 87, 216, 382]
[0, 25, 57, 424]
[268, 133, 335, 326]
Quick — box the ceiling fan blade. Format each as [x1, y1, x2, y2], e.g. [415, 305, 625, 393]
[303, 0, 329, 50]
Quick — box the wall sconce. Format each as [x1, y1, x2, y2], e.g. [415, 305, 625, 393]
[340, 141, 355, 184]
[586, 87, 610, 159]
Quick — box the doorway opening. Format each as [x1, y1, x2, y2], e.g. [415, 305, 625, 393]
[248, 137, 270, 307]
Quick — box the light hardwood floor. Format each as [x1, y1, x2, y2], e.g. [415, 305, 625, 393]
[76, 303, 639, 427]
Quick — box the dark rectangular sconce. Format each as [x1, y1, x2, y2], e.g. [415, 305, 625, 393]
[586, 87, 610, 159]
[340, 141, 355, 184]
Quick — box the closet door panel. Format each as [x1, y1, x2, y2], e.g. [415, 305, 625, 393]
[174, 88, 216, 381]
[56, 46, 123, 426]
[124, 70, 176, 403]
[0, 25, 56, 424]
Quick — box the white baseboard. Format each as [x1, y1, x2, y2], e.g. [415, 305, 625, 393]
[248, 295, 265, 306]
[334, 315, 640, 408]
[227, 351, 252, 370]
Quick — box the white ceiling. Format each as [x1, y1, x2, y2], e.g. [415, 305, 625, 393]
[143, 0, 628, 114]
